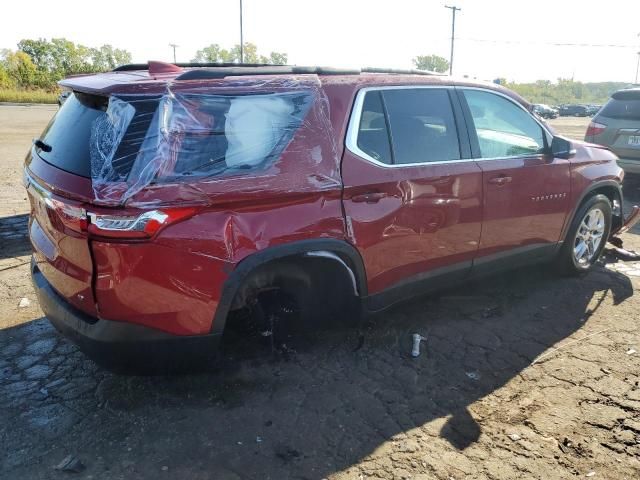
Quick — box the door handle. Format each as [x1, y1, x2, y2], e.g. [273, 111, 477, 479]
[351, 192, 387, 203]
[488, 175, 512, 186]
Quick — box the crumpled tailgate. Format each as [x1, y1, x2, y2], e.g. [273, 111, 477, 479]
[26, 172, 97, 316]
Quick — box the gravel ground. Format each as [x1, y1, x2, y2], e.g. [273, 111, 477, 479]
[1, 106, 640, 479]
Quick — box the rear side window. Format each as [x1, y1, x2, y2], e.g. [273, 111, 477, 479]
[382, 89, 461, 164]
[356, 91, 392, 164]
[37, 91, 313, 185]
[462, 89, 546, 158]
[599, 98, 640, 120]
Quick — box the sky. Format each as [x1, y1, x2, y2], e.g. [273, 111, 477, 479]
[1, 0, 639, 83]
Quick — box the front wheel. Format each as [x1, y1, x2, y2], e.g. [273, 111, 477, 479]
[558, 194, 612, 275]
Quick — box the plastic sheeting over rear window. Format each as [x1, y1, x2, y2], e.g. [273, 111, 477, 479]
[86, 76, 334, 206]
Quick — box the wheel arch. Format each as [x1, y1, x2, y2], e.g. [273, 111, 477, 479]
[210, 239, 367, 335]
[562, 180, 622, 242]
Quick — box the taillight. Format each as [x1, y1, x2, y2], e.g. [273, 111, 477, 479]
[87, 208, 196, 239]
[43, 197, 87, 233]
[586, 121, 607, 137]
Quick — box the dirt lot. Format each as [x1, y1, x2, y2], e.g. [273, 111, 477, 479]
[1, 106, 640, 479]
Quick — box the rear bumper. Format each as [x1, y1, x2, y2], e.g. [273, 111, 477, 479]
[31, 258, 221, 372]
[617, 158, 640, 174]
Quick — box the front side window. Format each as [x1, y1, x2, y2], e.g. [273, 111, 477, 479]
[463, 89, 546, 158]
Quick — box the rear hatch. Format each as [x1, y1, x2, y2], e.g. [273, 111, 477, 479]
[592, 90, 640, 160]
[26, 77, 164, 316]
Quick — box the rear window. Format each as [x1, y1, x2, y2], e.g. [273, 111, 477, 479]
[599, 98, 640, 120]
[37, 90, 313, 182]
[37, 93, 112, 177]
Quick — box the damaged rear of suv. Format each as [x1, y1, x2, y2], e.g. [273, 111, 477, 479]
[26, 62, 639, 371]
[27, 63, 355, 369]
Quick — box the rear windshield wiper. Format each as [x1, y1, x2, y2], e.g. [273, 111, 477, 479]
[33, 139, 52, 153]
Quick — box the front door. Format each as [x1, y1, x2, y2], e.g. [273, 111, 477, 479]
[458, 88, 571, 267]
[342, 86, 483, 307]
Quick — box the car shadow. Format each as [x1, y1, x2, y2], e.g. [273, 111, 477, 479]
[0, 260, 634, 478]
[0, 213, 31, 260]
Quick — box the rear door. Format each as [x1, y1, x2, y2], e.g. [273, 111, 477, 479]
[458, 88, 571, 268]
[342, 86, 483, 303]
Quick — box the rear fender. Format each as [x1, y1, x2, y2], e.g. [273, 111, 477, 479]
[211, 239, 367, 335]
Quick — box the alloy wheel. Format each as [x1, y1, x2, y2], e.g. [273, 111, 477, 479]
[573, 207, 606, 266]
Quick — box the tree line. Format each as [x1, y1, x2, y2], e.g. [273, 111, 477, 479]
[498, 79, 630, 105]
[0, 41, 629, 106]
[0, 38, 287, 92]
[412, 54, 628, 105]
[0, 38, 132, 90]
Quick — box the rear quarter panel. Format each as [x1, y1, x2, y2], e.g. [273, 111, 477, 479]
[91, 86, 347, 335]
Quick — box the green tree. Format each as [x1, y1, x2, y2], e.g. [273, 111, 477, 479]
[192, 44, 236, 63]
[268, 51, 288, 65]
[16, 38, 132, 88]
[16, 38, 52, 71]
[3, 51, 39, 87]
[90, 45, 132, 70]
[0, 64, 15, 89]
[48, 38, 93, 77]
[413, 54, 449, 73]
[501, 78, 629, 105]
[192, 42, 287, 64]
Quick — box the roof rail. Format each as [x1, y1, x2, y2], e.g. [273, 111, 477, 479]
[361, 67, 442, 76]
[112, 62, 443, 79]
[113, 62, 280, 72]
[175, 65, 362, 81]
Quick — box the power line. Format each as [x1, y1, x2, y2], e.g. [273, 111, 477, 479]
[445, 5, 461, 75]
[457, 38, 637, 48]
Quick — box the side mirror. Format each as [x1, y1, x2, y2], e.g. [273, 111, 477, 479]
[551, 136, 576, 159]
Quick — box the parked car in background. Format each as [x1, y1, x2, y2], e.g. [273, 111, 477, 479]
[558, 104, 590, 117]
[585, 104, 602, 116]
[532, 104, 559, 119]
[585, 88, 640, 174]
[25, 62, 640, 370]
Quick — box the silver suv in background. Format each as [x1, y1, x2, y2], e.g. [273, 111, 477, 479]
[585, 88, 640, 174]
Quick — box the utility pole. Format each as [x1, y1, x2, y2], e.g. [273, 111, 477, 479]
[636, 33, 640, 84]
[445, 5, 461, 75]
[239, 0, 244, 63]
[168, 43, 179, 63]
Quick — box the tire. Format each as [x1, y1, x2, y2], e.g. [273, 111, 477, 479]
[558, 194, 611, 275]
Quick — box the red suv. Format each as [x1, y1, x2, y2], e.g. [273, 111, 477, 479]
[26, 62, 639, 369]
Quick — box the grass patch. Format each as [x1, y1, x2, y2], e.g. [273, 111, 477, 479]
[0, 89, 58, 104]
